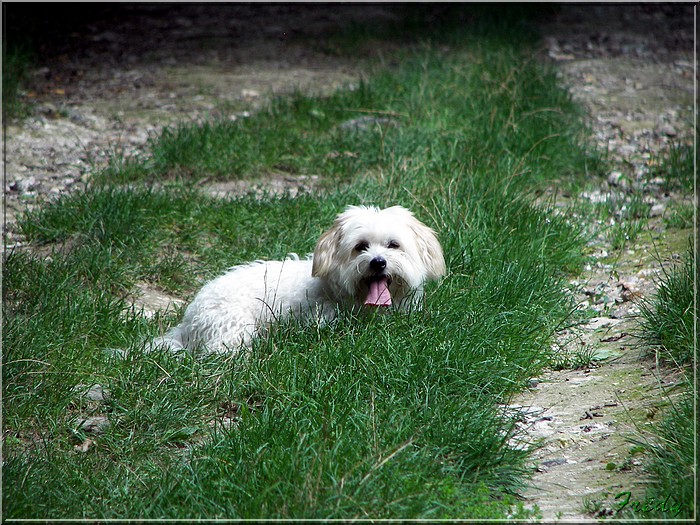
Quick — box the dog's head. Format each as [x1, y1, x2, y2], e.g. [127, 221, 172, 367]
[312, 205, 445, 308]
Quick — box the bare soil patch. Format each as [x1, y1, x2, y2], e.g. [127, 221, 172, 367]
[4, 5, 394, 241]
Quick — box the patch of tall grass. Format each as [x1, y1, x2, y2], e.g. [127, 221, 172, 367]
[639, 245, 695, 365]
[633, 246, 695, 519]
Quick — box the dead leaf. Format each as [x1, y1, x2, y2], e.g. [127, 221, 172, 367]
[74, 438, 96, 453]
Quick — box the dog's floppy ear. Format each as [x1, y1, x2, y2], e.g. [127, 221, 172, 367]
[312, 219, 342, 278]
[405, 212, 446, 280]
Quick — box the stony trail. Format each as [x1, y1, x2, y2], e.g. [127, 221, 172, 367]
[514, 6, 693, 520]
[3, 5, 694, 521]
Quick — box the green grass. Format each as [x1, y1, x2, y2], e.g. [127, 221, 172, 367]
[2, 43, 34, 120]
[664, 202, 694, 230]
[96, 12, 597, 191]
[627, 389, 695, 520]
[598, 191, 651, 251]
[652, 140, 694, 230]
[631, 246, 695, 520]
[652, 139, 695, 232]
[650, 141, 695, 194]
[638, 246, 695, 365]
[4, 9, 599, 520]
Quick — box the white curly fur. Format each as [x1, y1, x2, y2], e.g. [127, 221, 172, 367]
[153, 205, 445, 353]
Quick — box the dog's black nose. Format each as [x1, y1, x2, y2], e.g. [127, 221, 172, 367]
[369, 256, 386, 272]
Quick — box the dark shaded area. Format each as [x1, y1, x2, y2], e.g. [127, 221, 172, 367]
[1, 3, 555, 118]
[5, 3, 692, 57]
[3, 3, 552, 62]
[4, 3, 692, 76]
[543, 3, 694, 58]
[3, 3, 692, 119]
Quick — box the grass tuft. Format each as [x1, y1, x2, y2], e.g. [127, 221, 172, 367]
[638, 245, 695, 365]
[632, 246, 695, 519]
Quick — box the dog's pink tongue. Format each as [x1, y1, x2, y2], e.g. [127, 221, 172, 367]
[364, 277, 392, 307]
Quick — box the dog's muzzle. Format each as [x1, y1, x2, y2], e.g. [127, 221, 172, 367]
[364, 256, 392, 307]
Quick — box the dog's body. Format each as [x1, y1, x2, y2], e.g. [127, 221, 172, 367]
[156, 258, 337, 351]
[154, 205, 445, 353]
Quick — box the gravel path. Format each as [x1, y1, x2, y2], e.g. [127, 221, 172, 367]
[3, 5, 389, 246]
[3, 4, 695, 521]
[519, 5, 694, 520]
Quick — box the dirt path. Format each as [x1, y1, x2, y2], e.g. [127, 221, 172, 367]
[517, 5, 694, 520]
[3, 5, 694, 521]
[3, 5, 389, 245]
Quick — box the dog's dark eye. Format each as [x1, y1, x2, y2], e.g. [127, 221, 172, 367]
[354, 241, 369, 252]
[387, 240, 400, 249]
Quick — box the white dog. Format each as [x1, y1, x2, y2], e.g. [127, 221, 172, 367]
[153, 205, 445, 353]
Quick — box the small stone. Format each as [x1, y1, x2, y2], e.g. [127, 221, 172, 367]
[658, 124, 677, 137]
[606, 171, 627, 187]
[37, 103, 59, 116]
[609, 308, 625, 319]
[74, 416, 111, 434]
[587, 317, 622, 330]
[85, 384, 109, 401]
[15, 177, 36, 191]
[66, 109, 90, 126]
[541, 458, 568, 468]
[649, 203, 665, 217]
[618, 279, 642, 302]
[637, 268, 659, 278]
[339, 116, 399, 131]
[72, 383, 107, 401]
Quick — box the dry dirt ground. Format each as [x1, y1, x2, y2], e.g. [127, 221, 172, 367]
[516, 6, 694, 520]
[2, 4, 695, 521]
